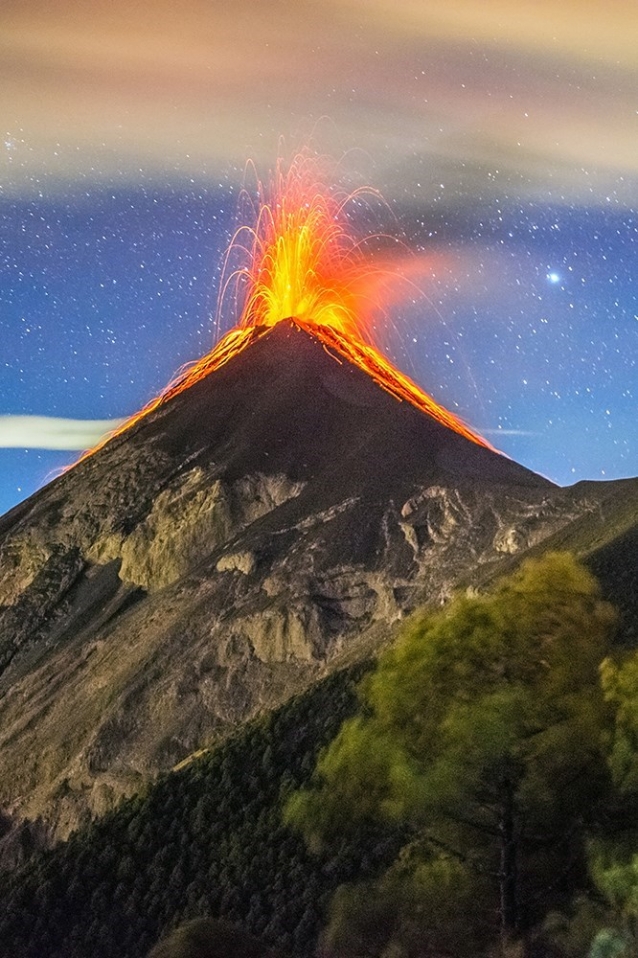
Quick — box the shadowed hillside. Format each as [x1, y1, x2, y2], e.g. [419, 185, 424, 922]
[0, 664, 402, 958]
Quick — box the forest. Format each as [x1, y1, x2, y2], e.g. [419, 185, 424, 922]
[3, 552, 638, 958]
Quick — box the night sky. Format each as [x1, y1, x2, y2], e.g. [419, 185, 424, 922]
[1, 0, 637, 517]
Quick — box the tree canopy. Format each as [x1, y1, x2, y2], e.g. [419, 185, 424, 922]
[148, 917, 278, 958]
[286, 552, 619, 955]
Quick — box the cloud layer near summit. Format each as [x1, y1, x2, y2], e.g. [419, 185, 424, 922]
[2, 0, 636, 203]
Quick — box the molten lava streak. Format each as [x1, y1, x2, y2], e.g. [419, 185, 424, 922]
[86, 156, 494, 457]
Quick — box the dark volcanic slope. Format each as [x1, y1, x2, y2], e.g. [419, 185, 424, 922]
[0, 320, 631, 849]
[0, 322, 549, 566]
[126, 320, 552, 491]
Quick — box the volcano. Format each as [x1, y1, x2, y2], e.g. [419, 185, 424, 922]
[0, 316, 636, 856]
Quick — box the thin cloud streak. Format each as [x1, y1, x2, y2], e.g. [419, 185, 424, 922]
[0, 416, 126, 450]
[481, 429, 539, 437]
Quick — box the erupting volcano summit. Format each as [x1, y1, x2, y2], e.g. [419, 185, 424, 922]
[87, 155, 494, 460]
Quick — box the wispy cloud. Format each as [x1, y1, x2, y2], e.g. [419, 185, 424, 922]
[481, 428, 538, 436]
[0, 416, 125, 450]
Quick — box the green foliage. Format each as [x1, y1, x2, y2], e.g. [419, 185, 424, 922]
[589, 929, 629, 958]
[0, 663, 401, 958]
[542, 896, 612, 958]
[287, 553, 619, 954]
[541, 647, 638, 958]
[542, 842, 638, 958]
[601, 653, 638, 794]
[148, 916, 276, 957]
[586, 844, 638, 957]
[322, 840, 493, 958]
[590, 847, 638, 920]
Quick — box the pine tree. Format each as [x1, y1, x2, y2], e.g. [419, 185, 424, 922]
[286, 553, 618, 955]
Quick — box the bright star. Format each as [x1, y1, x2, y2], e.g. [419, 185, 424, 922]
[547, 272, 560, 283]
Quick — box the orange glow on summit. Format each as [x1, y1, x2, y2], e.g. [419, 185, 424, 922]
[85, 156, 494, 456]
[228, 155, 366, 338]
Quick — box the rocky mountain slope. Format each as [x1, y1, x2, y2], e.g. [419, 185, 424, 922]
[0, 320, 635, 852]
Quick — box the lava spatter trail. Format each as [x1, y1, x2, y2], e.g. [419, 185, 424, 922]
[82, 155, 495, 460]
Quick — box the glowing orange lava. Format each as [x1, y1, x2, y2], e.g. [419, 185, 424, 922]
[83, 156, 494, 459]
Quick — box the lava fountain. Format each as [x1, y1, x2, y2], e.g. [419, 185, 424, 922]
[85, 155, 494, 456]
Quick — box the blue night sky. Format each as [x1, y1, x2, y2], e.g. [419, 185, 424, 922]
[1, 0, 636, 517]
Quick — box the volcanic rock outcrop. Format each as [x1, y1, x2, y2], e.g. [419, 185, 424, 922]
[0, 320, 635, 854]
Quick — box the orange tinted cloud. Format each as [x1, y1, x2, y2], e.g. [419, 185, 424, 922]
[1, 0, 636, 202]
